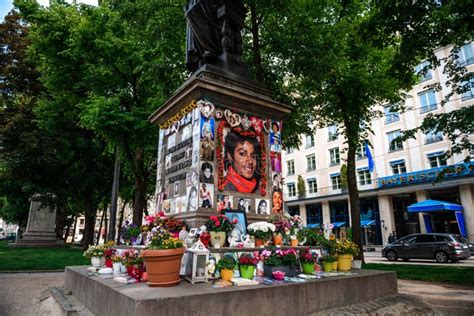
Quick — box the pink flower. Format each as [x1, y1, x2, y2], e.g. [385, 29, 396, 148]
[233, 219, 238, 224]
[215, 221, 221, 227]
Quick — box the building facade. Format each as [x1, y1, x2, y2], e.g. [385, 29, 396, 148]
[282, 42, 474, 245]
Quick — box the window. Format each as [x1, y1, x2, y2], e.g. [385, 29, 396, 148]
[387, 130, 403, 152]
[328, 124, 338, 142]
[306, 154, 316, 171]
[307, 178, 318, 194]
[417, 235, 436, 243]
[329, 147, 340, 166]
[384, 105, 400, 124]
[356, 142, 368, 160]
[457, 42, 474, 66]
[286, 147, 294, 154]
[287, 160, 295, 175]
[414, 61, 432, 82]
[419, 90, 438, 113]
[462, 77, 474, 100]
[425, 130, 443, 144]
[305, 134, 315, 148]
[330, 174, 341, 190]
[390, 160, 407, 175]
[427, 152, 447, 168]
[287, 183, 296, 197]
[358, 168, 372, 186]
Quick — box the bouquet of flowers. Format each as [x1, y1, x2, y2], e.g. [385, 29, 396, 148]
[289, 215, 304, 235]
[111, 254, 123, 263]
[268, 214, 292, 234]
[121, 221, 141, 243]
[146, 226, 184, 250]
[299, 248, 319, 264]
[261, 248, 299, 268]
[121, 249, 143, 266]
[238, 253, 259, 266]
[83, 244, 108, 259]
[335, 239, 359, 256]
[247, 221, 276, 240]
[206, 214, 234, 233]
[142, 212, 186, 239]
[104, 248, 116, 260]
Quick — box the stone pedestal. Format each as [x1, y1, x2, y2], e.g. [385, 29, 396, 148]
[13, 194, 62, 247]
[150, 66, 291, 228]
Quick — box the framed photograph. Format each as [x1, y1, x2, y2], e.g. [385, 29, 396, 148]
[255, 199, 270, 215]
[174, 181, 180, 197]
[236, 198, 252, 213]
[224, 210, 248, 242]
[217, 194, 233, 212]
[199, 183, 213, 208]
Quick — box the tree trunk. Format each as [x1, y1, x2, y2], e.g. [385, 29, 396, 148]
[344, 118, 364, 262]
[132, 147, 146, 226]
[63, 215, 72, 243]
[55, 202, 67, 240]
[96, 210, 105, 246]
[71, 215, 77, 245]
[249, 3, 264, 83]
[82, 190, 97, 250]
[117, 201, 126, 244]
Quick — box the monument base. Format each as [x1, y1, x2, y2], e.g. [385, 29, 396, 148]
[65, 266, 397, 315]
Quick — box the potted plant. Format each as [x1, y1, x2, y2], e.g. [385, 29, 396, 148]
[261, 248, 299, 277]
[121, 221, 141, 245]
[206, 214, 233, 248]
[288, 215, 304, 246]
[121, 249, 144, 279]
[238, 253, 258, 280]
[297, 227, 325, 246]
[335, 239, 359, 271]
[104, 246, 116, 268]
[216, 256, 236, 281]
[141, 225, 185, 286]
[299, 248, 319, 274]
[247, 221, 276, 247]
[83, 244, 107, 267]
[320, 254, 336, 272]
[111, 254, 122, 274]
[268, 215, 291, 245]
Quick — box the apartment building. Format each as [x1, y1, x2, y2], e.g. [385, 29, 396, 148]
[282, 42, 474, 245]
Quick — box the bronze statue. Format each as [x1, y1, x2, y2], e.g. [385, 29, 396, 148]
[184, 0, 248, 76]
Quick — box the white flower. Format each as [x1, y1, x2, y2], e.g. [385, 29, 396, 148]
[247, 221, 276, 233]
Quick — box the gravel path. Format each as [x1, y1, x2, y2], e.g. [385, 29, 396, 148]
[1, 272, 473, 315]
[0, 272, 64, 316]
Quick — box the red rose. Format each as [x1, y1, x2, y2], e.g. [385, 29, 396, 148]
[215, 221, 221, 227]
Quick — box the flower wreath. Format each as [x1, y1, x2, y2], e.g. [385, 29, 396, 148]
[217, 119, 267, 196]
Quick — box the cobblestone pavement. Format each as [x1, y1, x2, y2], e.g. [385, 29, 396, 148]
[1, 272, 473, 315]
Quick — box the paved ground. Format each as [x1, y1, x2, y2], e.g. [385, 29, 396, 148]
[0, 271, 473, 315]
[364, 249, 474, 267]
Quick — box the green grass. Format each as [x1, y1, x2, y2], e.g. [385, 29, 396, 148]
[364, 263, 474, 285]
[0, 240, 89, 271]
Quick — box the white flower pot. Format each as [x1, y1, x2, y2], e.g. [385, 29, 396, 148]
[120, 263, 127, 273]
[91, 256, 101, 267]
[113, 262, 121, 274]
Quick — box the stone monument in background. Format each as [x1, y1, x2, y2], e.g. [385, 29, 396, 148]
[150, 0, 291, 228]
[13, 194, 62, 247]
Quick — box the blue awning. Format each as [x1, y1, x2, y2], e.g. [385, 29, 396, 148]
[361, 220, 376, 226]
[331, 221, 346, 228]
[407, 199, 463, 213]
[306, 223, 320, 229]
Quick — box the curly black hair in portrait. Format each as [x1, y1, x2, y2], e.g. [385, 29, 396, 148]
[224, 130, 262, 177]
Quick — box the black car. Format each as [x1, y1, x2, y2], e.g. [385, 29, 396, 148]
[382, 233, 471, 263]
[460, 237, 474, 255]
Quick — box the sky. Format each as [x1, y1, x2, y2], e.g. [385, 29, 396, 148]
[1, 0, 97, 21]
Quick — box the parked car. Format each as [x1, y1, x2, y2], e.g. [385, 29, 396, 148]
[460, 237, 474, 255]
[382, 233, 471, 263]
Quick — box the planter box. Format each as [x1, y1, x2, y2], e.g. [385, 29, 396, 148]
[263, 264, 296, 278]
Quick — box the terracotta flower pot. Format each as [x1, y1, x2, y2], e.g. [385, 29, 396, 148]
[210, 231, 226, 248]
[255, 238, 265, 247]
[141, 248, 185, 287]
[290, 239, 299, 247]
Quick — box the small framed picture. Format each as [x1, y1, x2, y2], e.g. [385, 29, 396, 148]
[174, 181, 180, 197]
[224, 210, 248, 242]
